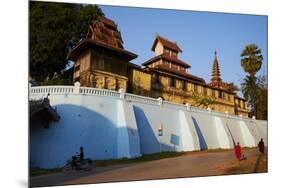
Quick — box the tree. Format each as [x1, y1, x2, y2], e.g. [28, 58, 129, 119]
[256, 75, 268, 120]
[191, 92, 216, 108]
[240, 44, 263, 77]
[241, 74, 267, 119]
[241, 75, 260, 114]
[240, 44, 267, 119]
[30, 1, 104, 81]
[227, 82, 239, 92]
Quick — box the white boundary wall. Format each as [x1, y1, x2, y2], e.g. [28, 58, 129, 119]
[29, 84, 267, 168]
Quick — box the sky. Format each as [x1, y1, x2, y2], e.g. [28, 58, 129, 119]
[100, 5, 267, 96]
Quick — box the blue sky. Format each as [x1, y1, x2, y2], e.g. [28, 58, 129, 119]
[100, 5, 267, 95]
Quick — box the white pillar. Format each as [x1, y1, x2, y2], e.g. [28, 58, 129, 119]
[74, 81, 80, 94]
[225, 110, 229, 117]
[119, 88, 125, 99]
[157, 97, 163, 106]
[185, 103, 191, 110]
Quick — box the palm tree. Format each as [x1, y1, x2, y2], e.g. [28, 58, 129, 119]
[241, 75, 261, 116]
[241, 44, 263, 77]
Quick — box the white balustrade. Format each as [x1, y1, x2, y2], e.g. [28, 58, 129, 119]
[30, 85, 254, 121]
[125, 93, 159, 105]
[30, 86, 74, 95]
[163, 101, 186, 110]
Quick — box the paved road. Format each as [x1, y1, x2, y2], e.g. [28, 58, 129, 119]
[30, 148, 261, 187]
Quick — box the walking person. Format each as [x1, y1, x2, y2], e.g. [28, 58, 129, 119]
[234, 142, 242, 161]
[258, 138, 265, 154]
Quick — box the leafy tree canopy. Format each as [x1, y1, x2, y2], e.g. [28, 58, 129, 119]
[227, 82, 239, 92]
[191, 92, 216, 108]
[30, 1, 104, 81]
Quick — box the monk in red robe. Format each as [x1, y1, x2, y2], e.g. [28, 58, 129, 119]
[258, 138, 265, 154]
[234, 142, 242, 160]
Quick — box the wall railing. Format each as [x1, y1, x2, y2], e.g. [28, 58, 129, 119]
[29, 83, 260, 122]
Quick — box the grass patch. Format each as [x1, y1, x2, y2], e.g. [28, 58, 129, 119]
[30, 167, 62, 176]
[93, 151, 187, 167]
[92, 149, 243, 167]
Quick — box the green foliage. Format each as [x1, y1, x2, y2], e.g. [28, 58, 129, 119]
[240, 44, 267, 120]
[191, 92, 216, 108]
[241, 75, 260, 104]
[30, 1, 103, 81]
[255, 75, 268, 120]
[41, 78, 72, 86]
[241, 75, 267, 120]
[240, 44, 263, 77]
[228, 82, 239, 92]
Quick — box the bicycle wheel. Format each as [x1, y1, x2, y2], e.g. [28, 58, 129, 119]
[62, 164, 73, 174]
[84, 162, 93, 171]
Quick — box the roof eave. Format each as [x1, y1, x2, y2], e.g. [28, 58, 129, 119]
[67, 39, 138, 62]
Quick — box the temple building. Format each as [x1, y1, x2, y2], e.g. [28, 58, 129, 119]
[68, 16, 137, 91]
[68, 16, 248, 116]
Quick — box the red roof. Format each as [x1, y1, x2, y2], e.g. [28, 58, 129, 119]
[142, 54, 191, 68]
[151, 35, 182, 52]
[99, 16, 117, 29]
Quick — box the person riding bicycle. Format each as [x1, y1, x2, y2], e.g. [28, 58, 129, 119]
[78, 146, 84, 162]
[71, 146, 85, 169]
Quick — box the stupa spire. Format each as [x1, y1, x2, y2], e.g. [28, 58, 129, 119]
[211, 50, 222, 83]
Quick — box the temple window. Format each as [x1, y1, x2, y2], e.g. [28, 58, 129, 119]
[179, 80, 183, 89]
[203, 87, 207, 95]
[194, 84, 198, 93]
[211, 89, 215, 97]
[219, 91, 222, 98]
[183, 81, 187, 90]
[170, 77, 176, 87]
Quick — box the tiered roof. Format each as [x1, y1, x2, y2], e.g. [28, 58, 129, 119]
[68, 16, 137, 61]
[151, 35, 182, 52]
[142, 53, 191, 68]
[143, 35, 197, 79]
[87, 16, 123, 49]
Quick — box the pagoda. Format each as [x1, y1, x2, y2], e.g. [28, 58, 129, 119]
[208, 50, 231, 90]
[142, 35, 205, 84]
[68, 16, 137, 91]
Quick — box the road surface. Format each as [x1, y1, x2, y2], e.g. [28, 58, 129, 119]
[30, 148, 263, 187]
